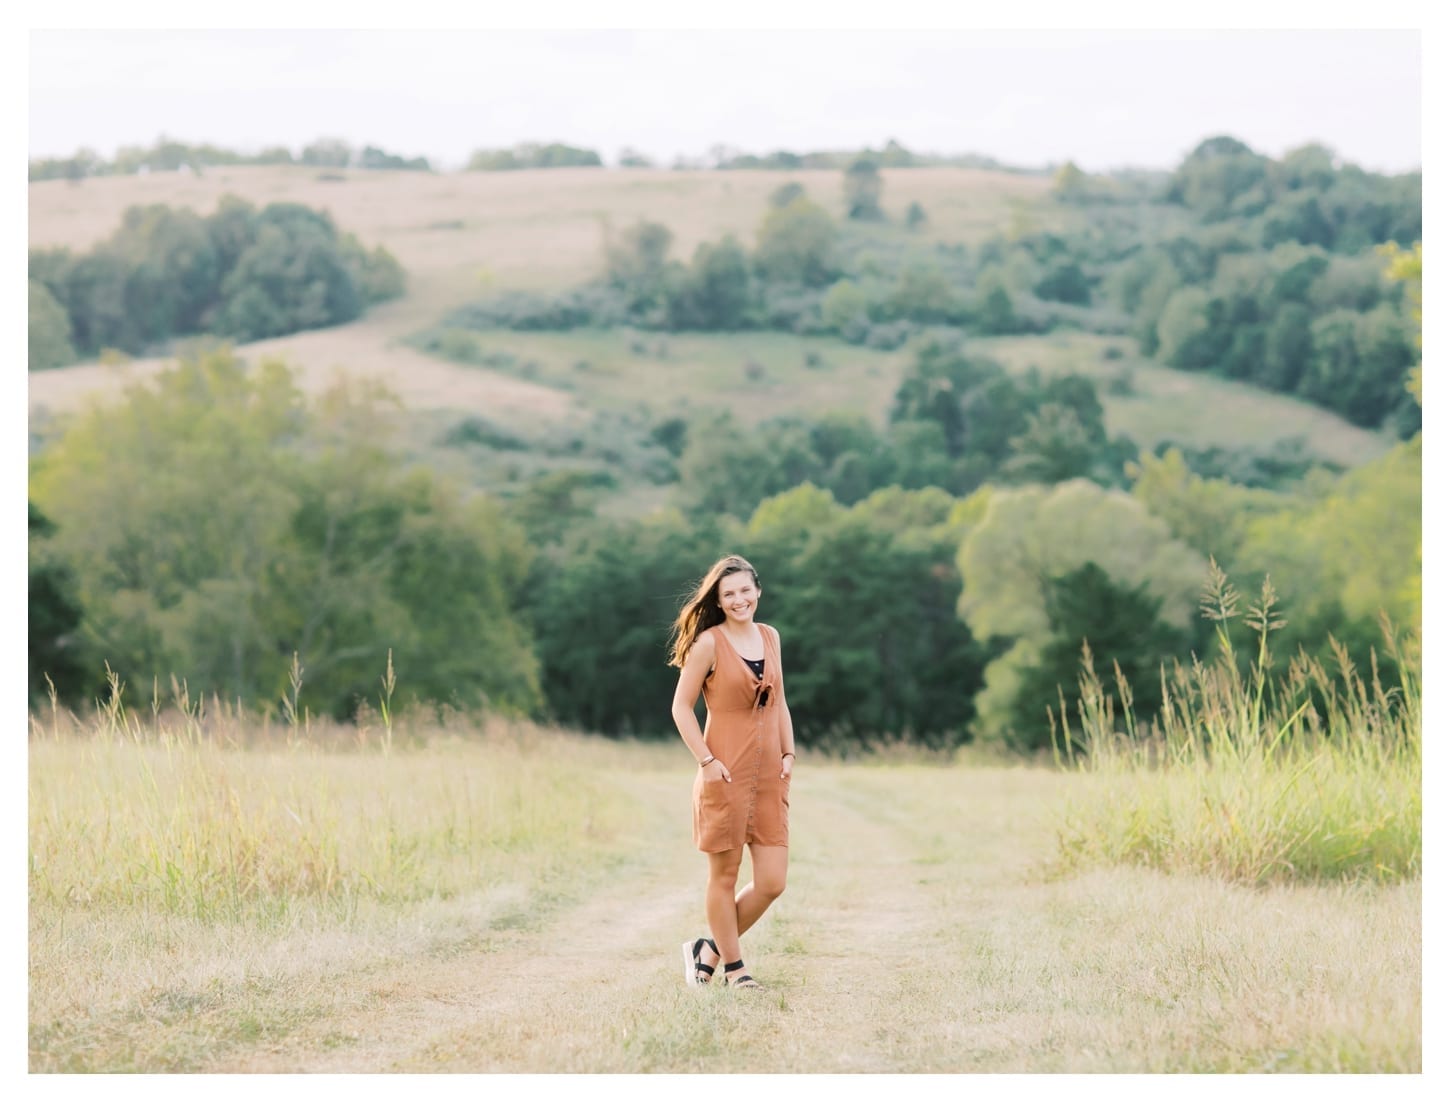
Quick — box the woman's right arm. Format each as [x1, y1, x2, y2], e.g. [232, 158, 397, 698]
[672, 633, 729, 781]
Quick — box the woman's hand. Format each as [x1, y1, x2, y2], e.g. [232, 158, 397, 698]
[704, 758, 732, 783]
[780, 752, 794, 780]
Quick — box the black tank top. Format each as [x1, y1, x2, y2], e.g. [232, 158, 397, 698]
[742, 655, 768, 704]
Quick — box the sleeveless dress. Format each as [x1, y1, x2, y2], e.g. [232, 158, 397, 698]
[691, 622, 791, 853]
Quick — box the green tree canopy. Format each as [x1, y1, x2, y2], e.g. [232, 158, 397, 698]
[956, 480, 1206, 747]
[29, 349, 539, 718]
[754, 197, 838, 286]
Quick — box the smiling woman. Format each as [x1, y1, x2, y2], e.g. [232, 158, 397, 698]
[667, 554, 796, 992]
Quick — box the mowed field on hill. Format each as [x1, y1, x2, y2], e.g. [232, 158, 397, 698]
[27, 165, 1394, 487]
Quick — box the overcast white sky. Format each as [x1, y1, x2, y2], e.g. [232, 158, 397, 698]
[28, 25, 1423, 173]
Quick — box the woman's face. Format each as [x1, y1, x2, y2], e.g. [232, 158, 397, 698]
[717, 570, 760, 626]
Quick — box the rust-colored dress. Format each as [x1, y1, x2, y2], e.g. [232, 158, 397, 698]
[691, 623, 791, 853]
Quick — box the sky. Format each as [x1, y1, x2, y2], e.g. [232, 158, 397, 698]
[27, 23, 1424, 174]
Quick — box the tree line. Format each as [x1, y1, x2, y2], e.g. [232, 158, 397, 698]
[28, 199, 405, 369]
[29, 137, 436, 180]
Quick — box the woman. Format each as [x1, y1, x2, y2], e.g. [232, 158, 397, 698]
[669, 554, 795, 991]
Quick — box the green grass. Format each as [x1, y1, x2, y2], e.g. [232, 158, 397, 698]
[974, 332, 1396, 469]
[411, 325, 908, 426]
[1049, 563, 1421, 886]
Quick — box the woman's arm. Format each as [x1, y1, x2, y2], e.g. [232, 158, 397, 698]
[672, 633, 728, 779]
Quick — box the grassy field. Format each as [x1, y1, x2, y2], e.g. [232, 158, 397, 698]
[27, 165, 1395, 493]
[28, 706, 1420, 1074]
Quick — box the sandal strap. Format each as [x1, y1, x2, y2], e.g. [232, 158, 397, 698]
[695, 962, 715, 977]
[723, 959, 745, 973]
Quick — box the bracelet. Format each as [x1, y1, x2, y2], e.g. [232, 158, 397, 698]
[698, 755, 715, 768]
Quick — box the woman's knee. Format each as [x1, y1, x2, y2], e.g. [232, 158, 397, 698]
[754, 871, 787, 900]
[708, 854, 743, 886]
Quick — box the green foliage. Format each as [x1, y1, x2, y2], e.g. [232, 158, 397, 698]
[27, 197, 404, 360]
[356, 145, 432, 171]
[745, 485, 984, 748]
[1236, 436, 1420, 657]
[28, 503, 90, 702]
[885, 258, 966, 323]
[843, 156, 885, 221]
[971, 268, 1018, 335]
[957, 480, 1206, 748]
[1005, 563, 1189, 752]
[526, 509, 729, 735]
[820, 278, 871, 338]
[604, 220, 676, 316]
[28, 279, 76, 369]
[299, 138, 352, 167]
[1127, 447, 1287, 564]
[667, 235, 752, 330]
[467, 143, 602, 170]
[754, 196, 839, 287]
[28, 349, 539, 718]
[768, 181, 806, 209]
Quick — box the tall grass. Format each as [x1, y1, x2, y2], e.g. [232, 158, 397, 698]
[28, 669, 639, 929]
[1049, 561, 1420, 885]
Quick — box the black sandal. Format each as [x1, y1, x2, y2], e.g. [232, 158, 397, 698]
[723, 959, 761, 989]
[682, 937, 719, 987]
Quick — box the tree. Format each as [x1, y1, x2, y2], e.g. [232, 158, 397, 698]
[768, 181, 806, 209]
[956, 480, 1206, 748]
[886, 257, 963, 322]
[1051, 161, 1090, 202]
[1379, 241, 1422, 406]
[843, 157, 885, 221]
[214, 208, 363, 340]
[667, 235, 752, 330]
[1034, 260, 1092, 305]
[29, 349, 540, 717]
[28, 280, 76, 370]
[905, 201, 928, 229]
[746, 485, 984, 747]
[1005, 563, 1190, 752]
[526, 508, 729, 734]
[754, 197, 838, 287]
[821, 278, 871, 339]
[1155, 287, 1215, 368]
[300, 137, 352, 167]
[29, 503, 89, 702]
[604, 220, 675, 314]
[971, 268, 1017, 335]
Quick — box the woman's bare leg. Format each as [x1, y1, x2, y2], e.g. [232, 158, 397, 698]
[735, 844, 788, 936]
[703, 847, 745, 969]
[699, 844, 787, 976]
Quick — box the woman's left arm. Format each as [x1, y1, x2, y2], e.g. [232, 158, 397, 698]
[772, 625, 796, 779]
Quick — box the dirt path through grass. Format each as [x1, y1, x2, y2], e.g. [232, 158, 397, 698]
[207, 766, 966, 1072]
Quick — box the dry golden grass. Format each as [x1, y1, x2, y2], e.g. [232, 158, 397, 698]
[29, 716, 1420, 1073]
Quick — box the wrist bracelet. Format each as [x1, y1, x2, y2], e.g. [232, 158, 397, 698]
[699, 755, 715, 768]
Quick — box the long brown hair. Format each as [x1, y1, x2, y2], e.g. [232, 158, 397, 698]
[667, 554, 760, 667]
